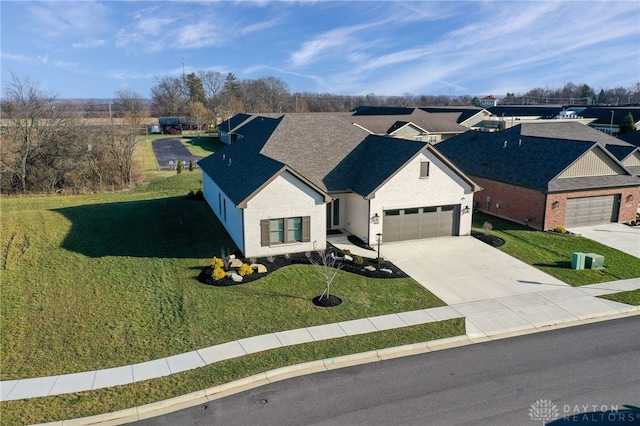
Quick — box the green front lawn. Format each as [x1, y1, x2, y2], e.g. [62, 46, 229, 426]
[1, 173, 446, 380]
[472, 212, 640, 286]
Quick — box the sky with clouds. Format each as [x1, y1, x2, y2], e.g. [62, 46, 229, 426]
[2, 0, 639, 99]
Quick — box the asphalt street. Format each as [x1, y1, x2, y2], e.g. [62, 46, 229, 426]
[152, 138, 202, 170]
[136, 316, 640, 425]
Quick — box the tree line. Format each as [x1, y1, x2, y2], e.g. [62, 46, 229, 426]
[0, 72, 147, 194]
[1, 69, 638, 195]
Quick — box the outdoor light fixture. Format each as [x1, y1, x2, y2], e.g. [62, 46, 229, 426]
[552, 201, 560, 208]
[376, 233, 382, 269]
[627, 195, 635, 202]
[462, 205, 470, 214]
[371, 213, 380, 224]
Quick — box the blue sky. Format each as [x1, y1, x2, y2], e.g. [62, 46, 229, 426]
[2, 0, 639, 99]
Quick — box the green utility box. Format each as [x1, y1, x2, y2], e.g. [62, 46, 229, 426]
[585, 253, 605, 270]
[571, 252, 585, 270]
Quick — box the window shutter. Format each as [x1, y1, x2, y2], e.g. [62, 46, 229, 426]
[260, 219, 270, 246]
[302, 216, 311, 242]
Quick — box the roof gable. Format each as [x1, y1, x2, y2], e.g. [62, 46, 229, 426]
[437, 124, 639, 192]
[557, 147, 626, 178]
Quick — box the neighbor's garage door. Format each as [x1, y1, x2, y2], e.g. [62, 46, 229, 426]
[383, 205, 459, 242]
[564, 195, 618, 227]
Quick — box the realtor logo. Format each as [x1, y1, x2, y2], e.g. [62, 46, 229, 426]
[529, 399, 560, 424]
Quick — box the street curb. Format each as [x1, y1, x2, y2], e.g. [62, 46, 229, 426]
[33, 310, 640, 425]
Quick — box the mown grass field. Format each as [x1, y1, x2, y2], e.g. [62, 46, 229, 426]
[1, 136, 450, 381]
[472, 212, 640, 286]
[599, 289, 640, 305]
[1, 136, 461, 424]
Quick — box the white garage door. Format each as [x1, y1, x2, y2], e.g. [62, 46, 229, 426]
[564, 195, 619, 227]
[383, 205, 459, 242]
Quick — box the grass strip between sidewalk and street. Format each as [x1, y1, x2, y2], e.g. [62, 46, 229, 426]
[598, 289, 640, 305]
[0, 318, 464, 425]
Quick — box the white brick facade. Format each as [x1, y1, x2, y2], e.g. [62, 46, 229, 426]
[244, 171, 326, 257]
[368, 151, 474, 242]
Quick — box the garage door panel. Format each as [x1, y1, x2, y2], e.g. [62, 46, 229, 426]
[564, 195, 618, 227]
[383, 205, 458, 242]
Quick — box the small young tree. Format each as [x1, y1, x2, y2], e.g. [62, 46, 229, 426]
[309, 250, 343, 305]
[176, 160, 183, 174]
[189, 159, 194, 171]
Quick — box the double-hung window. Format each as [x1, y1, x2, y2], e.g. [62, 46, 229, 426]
[261, 216, 310, 246]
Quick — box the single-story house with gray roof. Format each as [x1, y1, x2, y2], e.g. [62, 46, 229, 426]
[437, 122, 640, 230]
[199, 113, 480, 257]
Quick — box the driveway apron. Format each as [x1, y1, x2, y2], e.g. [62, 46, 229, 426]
[380, 236, 569, 305]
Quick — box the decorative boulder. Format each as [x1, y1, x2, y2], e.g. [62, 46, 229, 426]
[380, 268, 393, 274]
[230, 272, 243, 283]
[251, 263, 268, 273]
[229, 258, 243, 268]
[343, 254, 353, 262]
[364, 265, 376, 272]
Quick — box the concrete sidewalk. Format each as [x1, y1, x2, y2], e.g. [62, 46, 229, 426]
[1, 279, 638, 403]
[2, 233, 639, 405]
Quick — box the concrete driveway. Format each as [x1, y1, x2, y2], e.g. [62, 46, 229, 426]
[379, 236, 637, 338]
[568, 223, 640, 258]
[379, 236, 570, 305]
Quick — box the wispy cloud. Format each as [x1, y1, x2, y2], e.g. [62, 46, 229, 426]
[72, 39, 108, 49]
[26, 1, 110, 38]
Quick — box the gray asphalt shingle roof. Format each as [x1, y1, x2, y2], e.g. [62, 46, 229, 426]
[199, 113, 473, 206]
[436, 124, 640, 193]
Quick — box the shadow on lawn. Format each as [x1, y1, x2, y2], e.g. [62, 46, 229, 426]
[54, 196, 236, 258]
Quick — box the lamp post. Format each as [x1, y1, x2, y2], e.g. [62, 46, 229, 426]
[376, 233, 382, 269]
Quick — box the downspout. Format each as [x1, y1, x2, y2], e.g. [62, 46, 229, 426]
[541, 192, 547, 230]
[367, 199, 371, 244]
[241, 208, 246, 257]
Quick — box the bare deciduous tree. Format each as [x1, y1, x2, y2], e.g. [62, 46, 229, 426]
[309, 250, 343, 301]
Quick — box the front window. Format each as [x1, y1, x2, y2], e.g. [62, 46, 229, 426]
[270, 219, 285, 244]
[288, 217, 302, 242]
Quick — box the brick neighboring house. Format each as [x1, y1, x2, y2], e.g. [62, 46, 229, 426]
[437, 122, 640, 230]
[199, 113, 479, 257]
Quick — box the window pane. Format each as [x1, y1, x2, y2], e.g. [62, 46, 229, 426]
[270, 219, 284, 243]
[287, 217, 302, 242]
[404, 208, 419, 214]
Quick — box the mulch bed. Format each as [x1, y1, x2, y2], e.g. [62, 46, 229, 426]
[471, 230, 505, 248]
[197, 244, 408, 287]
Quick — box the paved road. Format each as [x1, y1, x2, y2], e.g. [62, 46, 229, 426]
[137, 316, 640, 425]
[152, 138, 202, 170]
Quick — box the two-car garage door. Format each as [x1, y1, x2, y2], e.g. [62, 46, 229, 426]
[564, 195, 619, 227]
[383, 205, 460, 242]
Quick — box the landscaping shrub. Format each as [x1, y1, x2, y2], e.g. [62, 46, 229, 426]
[342, 249, 351, 256]
[188, 159, 194, 171]
[353, 255, 363, 265]
[482, 221, 493, 235]
[238, 263, 254, 276]
[211, 256, 224, 269]
[176, 161, 183, 174]
[554, 226, 568, 234]
[212, 266, 226, 281]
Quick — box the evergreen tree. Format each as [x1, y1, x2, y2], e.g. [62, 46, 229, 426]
[176, 160, 183, 174]
[619, 113, 637, 135]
